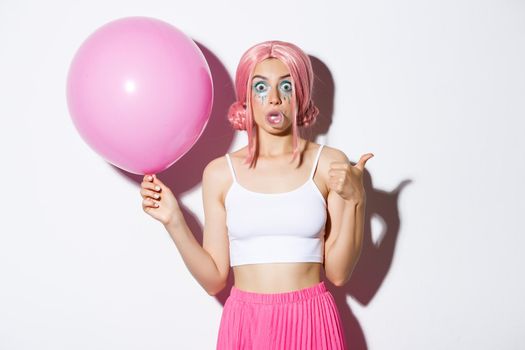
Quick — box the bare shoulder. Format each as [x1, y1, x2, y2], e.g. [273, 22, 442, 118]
[319, 144, 351, 164]
[203, 146, 247, 180]
[203, 155, 227, 177]
[202, 154, 234, 205]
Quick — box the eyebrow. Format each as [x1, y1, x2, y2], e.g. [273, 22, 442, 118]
[252, 74, 291, 80]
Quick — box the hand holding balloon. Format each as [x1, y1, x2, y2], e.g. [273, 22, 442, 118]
[141, 174, 183, 227]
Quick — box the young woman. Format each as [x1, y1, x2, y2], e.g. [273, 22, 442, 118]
[139, 40, 372, 349]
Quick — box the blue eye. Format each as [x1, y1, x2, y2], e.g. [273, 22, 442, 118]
[280, 81, 292, 92]
[253, 81, 268, 93]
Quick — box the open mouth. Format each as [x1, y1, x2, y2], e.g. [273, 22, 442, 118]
[265, 111, 284, 125]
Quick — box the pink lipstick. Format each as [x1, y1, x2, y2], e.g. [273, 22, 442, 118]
[265, 110, 284, 125]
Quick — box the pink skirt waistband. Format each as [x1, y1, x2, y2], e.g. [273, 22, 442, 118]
[229, 281, 327, 304]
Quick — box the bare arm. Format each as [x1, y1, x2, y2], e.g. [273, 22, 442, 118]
[322, 148, 367, 286]
[165, 158, 230, 295]
[324, 198, 365, 286]
[141, 158, 230, 296]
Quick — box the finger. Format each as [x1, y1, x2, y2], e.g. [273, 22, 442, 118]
[143, 174, 155, 182]
[355, 153, 374, 171]
[140, 189, 161, 200]
[151, 174, 166, 190]
[151, 173, 161, 184]
[328, 168, 347, 177]
[141, 181, 162, 193]
[142, 179, 162, 191]
[330, 161, 351, 169]
[143, 198, 159, 208]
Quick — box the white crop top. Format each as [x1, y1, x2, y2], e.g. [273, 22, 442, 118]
[224, 144, 327, 267]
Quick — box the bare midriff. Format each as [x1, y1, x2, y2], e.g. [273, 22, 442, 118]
[232, 262, 322, 293]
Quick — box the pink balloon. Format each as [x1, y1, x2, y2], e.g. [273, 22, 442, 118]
[66, 17, 213, 175]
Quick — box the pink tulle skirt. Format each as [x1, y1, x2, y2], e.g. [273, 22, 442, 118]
[216, 281, 347, 349]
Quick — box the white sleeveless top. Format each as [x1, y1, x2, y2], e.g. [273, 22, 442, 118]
[224, 144, 327, 267]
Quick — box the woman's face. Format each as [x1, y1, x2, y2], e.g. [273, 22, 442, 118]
[250, 58, 294, 133]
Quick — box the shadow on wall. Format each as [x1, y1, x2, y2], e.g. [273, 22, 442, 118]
[116, 45, 410, 350]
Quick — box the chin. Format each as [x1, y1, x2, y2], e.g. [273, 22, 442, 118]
[266, 123, 293, 135]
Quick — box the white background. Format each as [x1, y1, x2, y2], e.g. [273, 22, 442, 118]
[1, 0, 524, 349]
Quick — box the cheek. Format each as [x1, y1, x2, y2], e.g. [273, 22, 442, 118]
[253, 93, 267, 105]
[282, 90, 293, 102]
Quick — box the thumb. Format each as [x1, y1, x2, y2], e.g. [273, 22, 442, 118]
[356, 153, 374, 171]
[151, 174, 166, 188]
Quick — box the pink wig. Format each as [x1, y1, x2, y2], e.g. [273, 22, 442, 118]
[227, 40, 319, 168]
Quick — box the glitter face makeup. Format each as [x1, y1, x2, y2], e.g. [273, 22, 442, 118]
[252, 78, 293, 105]
[250, 58, 294, 131]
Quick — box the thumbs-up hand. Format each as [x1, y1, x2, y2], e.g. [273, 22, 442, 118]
[328, 152, 374, 203]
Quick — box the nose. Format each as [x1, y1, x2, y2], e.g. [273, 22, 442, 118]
[268, 85, 282, 105]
